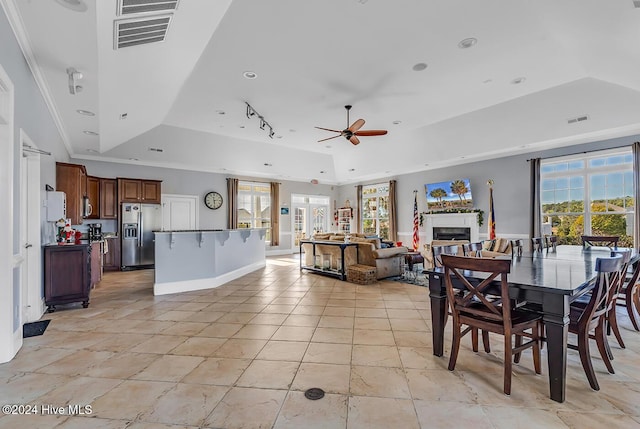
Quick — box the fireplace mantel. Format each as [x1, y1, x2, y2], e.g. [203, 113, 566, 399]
[424, 213, 479, 243]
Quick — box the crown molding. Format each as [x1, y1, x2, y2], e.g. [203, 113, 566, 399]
[0, 0, 74, 157]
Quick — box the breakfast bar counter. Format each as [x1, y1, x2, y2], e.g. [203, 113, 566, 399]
[153, 229, 267, 295]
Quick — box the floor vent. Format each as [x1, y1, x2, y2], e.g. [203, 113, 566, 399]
[114, 15, 172, 49]
[567, 115, 589, 124]
[118, 0, 179, 15]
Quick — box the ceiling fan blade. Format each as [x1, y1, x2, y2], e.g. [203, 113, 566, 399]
[348, 119, 365, 133]
[315, 126, 343, 133]
[349, 135, 361, 145]
[354, 130, 388, 136]
[317, 135, 342, 143]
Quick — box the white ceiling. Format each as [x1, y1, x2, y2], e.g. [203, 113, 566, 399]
[7, 0, 640, 184]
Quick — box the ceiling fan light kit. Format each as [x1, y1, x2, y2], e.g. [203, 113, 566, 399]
[316, 105, 387, 146]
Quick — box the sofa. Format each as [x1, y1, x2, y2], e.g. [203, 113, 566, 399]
[421, 237, 513, 268]
[302, 233, 409, 279]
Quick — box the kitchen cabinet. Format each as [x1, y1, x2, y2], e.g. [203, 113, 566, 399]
[56, 162, 87, 225]
[43, 244, 91, 312]
[103, 237, 121, 271]
[100, 178, 118, 219]
[90, 242, 102, 287]
[86, 176, 100, 219]
[118, 178, 162, 203]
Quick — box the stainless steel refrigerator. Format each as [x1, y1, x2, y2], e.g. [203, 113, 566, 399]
[121, 203, 162, 269]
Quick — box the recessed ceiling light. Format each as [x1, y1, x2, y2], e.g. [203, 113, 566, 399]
[424, 163, 429, 167]
[216, 110, 225, 115]
[392, 120, 402, 125]
[325, 145, 332, 149]
[348, 168, 355, 172]
[243, 71, 257, 79]
[86, 149, 98, 153]
[511, 77, 526, 84]
[412, 63, 428, 71]
[289, 129, 296, 133]
[276, 135, 283, 139]
[320, 170, 326, 174]
[55, 0, 87, 12]
[458, 38, 477, 49]
[76, 109, 95, 116]
[129, 158, 138, 161]
[120, 113, 128, 120]
[239, 125, 245, 128]
[264, 163, 272, 167]
[83, 130, 98, 136]
[483, 79, 493, 84]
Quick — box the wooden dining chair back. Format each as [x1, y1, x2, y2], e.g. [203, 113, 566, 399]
[432, 244, 459, 267]
[605, 249, 631, 349]
[568, 255, 622, 391]
[581, 235, 619, 248]
[616, 257, 640, 331]
[531, 237, 544, 252]
[463, 242, 483, 257]
[511, 239, 523, 257]
[441, 254, 542, 395]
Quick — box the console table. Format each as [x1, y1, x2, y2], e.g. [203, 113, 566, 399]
[299, 240, 359, 280]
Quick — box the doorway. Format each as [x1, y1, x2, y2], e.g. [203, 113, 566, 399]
[20, 130, 43, 323]
[291, 194, 330, 250]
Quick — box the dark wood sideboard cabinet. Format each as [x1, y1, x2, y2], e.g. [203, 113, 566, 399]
[43, 244, 91, 313]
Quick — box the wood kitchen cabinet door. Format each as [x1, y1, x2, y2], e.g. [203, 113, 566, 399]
[86, 176, 100, 219]
[103, 237, 121, 271]
[56, 162, 87, 225]
[100, 178, 117, 219]
[118, 178, 141, 202]
[141, 180, 161, 203]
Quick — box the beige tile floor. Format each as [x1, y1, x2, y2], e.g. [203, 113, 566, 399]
[2, 255, 640, 428]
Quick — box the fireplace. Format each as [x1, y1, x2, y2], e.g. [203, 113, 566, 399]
[433, 227, 471, 241]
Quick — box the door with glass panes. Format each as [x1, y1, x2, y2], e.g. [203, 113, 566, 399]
[292, 194, 330, 250]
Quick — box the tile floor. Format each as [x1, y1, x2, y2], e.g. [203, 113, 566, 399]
[2, 256, 640, 428]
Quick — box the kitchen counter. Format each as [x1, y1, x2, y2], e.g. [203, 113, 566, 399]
[153, 229, 267, 295]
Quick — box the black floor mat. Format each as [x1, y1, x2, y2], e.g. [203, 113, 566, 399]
[23, 320, 51, 338]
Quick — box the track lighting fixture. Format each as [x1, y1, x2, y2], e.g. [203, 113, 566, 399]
[244, 102, 276, 139]
[67, 67, 83, 95]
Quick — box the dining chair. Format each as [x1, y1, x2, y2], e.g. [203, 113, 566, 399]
[432, 244, 460, 267]
[567, 254, 622, 390]
[510, 239, 523, 257]
[581, 235, 619, 248]
[545, 235, 558, 251]
[463, 242, 483, 257]
[441, 254, 542, 395]
[606, 249, 631, 349]
[531, 237, 544, 252]
[616, 260, 640, 331]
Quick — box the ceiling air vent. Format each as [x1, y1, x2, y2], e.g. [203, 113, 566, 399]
[117, 0, 179, 15]
[567, 115, 589, 124]
[148, 147, 164, 153]
[114, 15, 172, 49]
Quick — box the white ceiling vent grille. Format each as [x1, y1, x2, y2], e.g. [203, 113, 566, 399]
[118, 0, 179, 15]
[567, 115, 589, 124]
[114, 15, 172, 49]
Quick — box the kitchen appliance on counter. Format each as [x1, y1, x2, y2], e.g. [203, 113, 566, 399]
[121, 203, 162, 269]
[88, 223, 103, 241]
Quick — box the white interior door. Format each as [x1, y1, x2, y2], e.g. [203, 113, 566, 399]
[20, 130, 43, 323]
[162, 194, 198, 231]
[291, 194, 330, 250]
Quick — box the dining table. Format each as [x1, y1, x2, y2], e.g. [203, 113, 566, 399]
[424, 245, 636, 403]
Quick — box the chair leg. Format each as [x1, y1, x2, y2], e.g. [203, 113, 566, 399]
[577, 328, 600, 391]
[448, 322, 462, 371]
[595, 323, 615, 374]
[532, 324, 541, 375]
[608, 308, 626, 349]
[503, 333, 513, 395]
[625, 291, 640, 331]
[471, 328, 479, 352]
[513, 334, 522, 364]
[482, 330, 491, 353]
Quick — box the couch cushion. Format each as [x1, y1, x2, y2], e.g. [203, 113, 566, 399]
[373, 246, 408, 259]
[495, 237, 509, 253]
[314, 233, 332, 240]
[482, 240, 495, 251]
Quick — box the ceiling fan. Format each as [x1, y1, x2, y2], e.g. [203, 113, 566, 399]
[315, 105, 388, 145]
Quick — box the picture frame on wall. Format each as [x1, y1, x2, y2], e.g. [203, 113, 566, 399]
[280, 207, 289, 215]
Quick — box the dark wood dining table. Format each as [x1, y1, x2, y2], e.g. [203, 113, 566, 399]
[424, 245, 636, 403]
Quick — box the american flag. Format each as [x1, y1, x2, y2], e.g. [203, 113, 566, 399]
[412, 191, 419, 251]
[488, 182, 496, 240]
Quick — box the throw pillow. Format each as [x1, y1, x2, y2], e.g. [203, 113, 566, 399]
[496, 238, 510, 253]
[482, 240, 495, 251]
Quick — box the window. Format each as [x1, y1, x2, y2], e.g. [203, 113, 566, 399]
[541, 149, 633, 246]
[362, 183, 389, 239]
[238, 181, 271, 243]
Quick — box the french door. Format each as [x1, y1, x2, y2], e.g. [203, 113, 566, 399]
[292, 194, 330, 250]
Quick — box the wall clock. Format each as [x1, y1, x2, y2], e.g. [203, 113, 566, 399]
[204, 191, 223, 210]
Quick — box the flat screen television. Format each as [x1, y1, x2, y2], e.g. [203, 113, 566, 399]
[425, 178, 473, 211]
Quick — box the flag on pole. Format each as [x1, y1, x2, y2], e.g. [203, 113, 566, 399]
[488, 180, 496, 240]
[413, 191, 419, 251]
